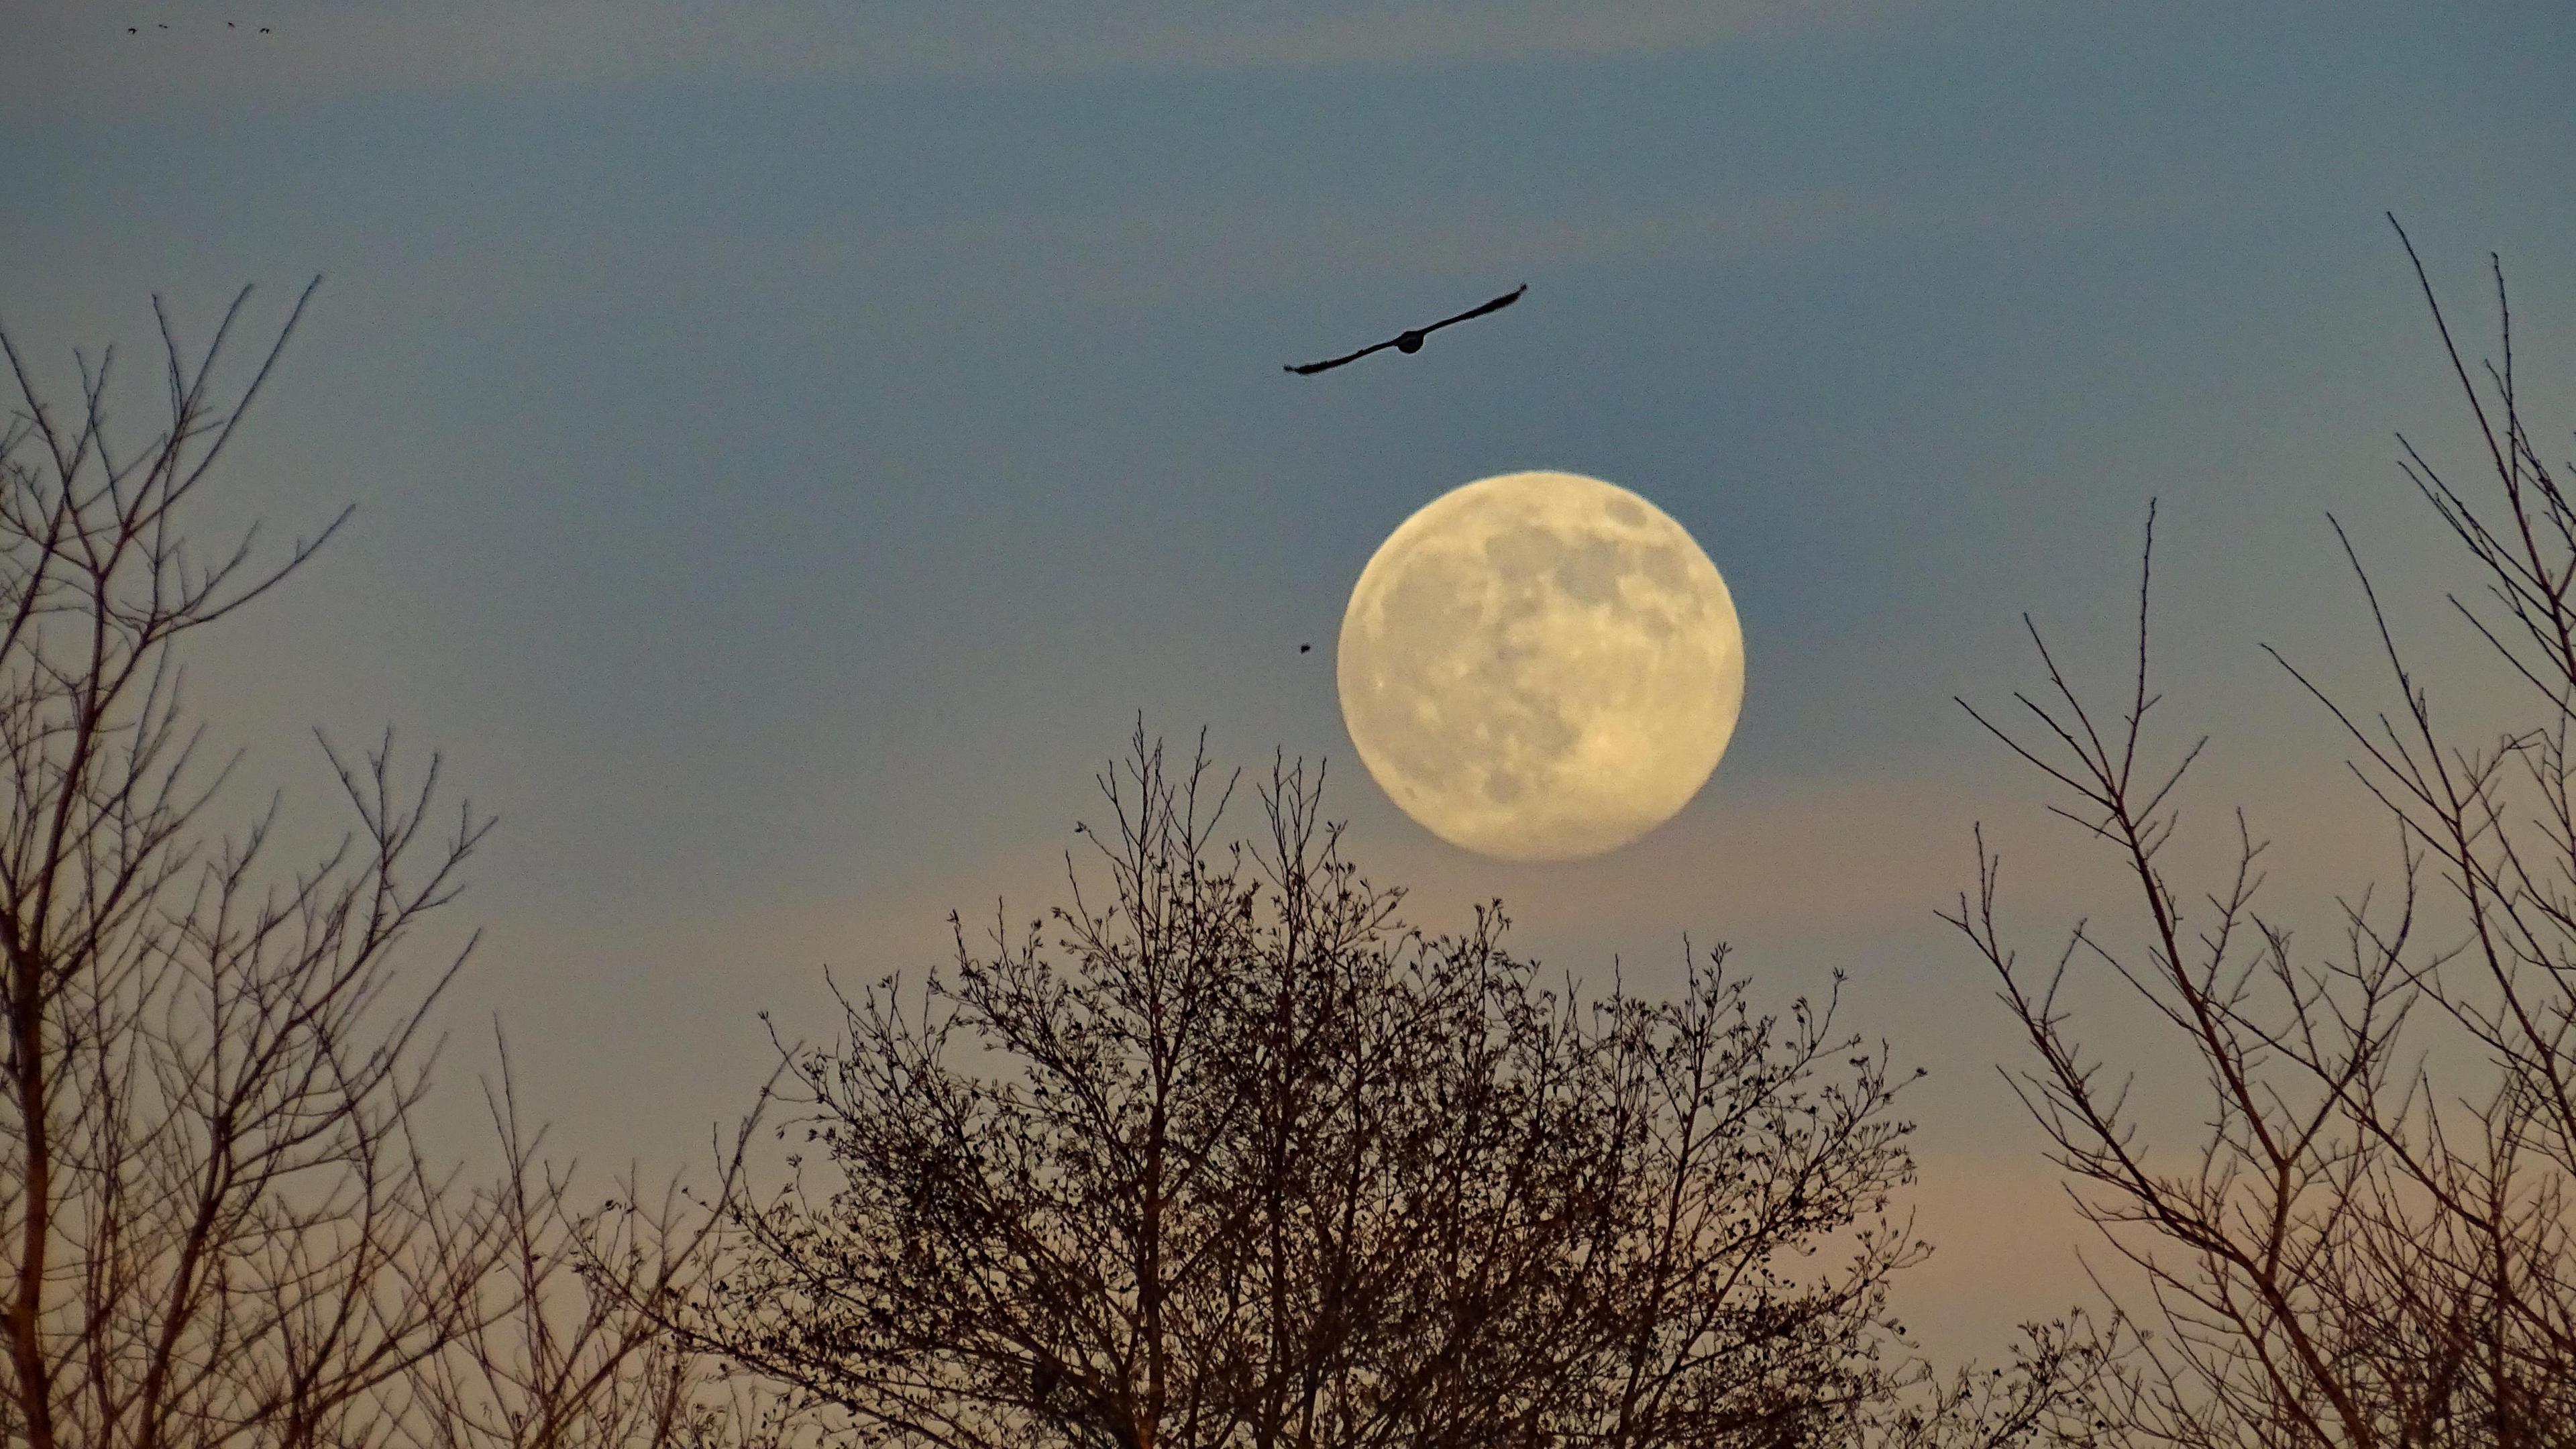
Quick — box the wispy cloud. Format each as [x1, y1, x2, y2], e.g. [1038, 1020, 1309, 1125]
[629, 189, 1914, 317]
[1896, 1152, 2104, 1362]
[17, 0, 1922, 119]
[210, 177, 2175, 351]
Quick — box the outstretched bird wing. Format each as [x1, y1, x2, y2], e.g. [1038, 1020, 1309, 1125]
[1419, 282, 1527, 335]
[1285, 337, 1400, 375]
[1283, 284, 1527, 375]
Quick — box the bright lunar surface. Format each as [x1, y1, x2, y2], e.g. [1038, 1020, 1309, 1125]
[1336, 471, 1744, 861]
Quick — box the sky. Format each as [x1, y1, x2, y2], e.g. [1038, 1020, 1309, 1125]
[9, 0, 2576, 1364]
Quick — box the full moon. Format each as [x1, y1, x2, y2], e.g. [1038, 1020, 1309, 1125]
[1336, 470, 1744, 861]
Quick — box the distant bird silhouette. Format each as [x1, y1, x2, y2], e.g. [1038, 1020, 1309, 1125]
[1285, 284, 1526, 375]
[260, 25, 270, 33]
[1299, 643, 1311, 653]
[127, 25, 137, 32]
[157, 21, 168, 27]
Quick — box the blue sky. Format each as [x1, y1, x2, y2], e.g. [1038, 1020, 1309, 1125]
[9, 0, 2576, 1358]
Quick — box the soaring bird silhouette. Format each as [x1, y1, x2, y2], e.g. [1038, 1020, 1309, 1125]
[1285, 284, 1526, 375]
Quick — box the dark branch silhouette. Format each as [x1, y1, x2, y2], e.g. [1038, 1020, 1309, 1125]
[1951, 224, 2576, 1446]
[650, 728, 2118, 1449]
[1284, 283, 1526, 374]
[0, 284, 747, 1449]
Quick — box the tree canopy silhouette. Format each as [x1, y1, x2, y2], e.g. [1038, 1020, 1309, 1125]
[668, 731, 2112, 1449]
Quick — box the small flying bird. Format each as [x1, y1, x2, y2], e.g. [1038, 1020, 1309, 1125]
[1299, 643, 1311, 653]
[1285, 283, 1526, 376]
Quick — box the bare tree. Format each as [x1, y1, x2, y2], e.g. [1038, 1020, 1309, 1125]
[669, 727, 2108, 1449]
[395, 1040, 754, 1449]
[0, 284, 735, 1449]
[1951, 221, 2576, 1448]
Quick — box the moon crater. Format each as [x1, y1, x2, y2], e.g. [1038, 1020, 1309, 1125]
[1336, 471, 1744, 861]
